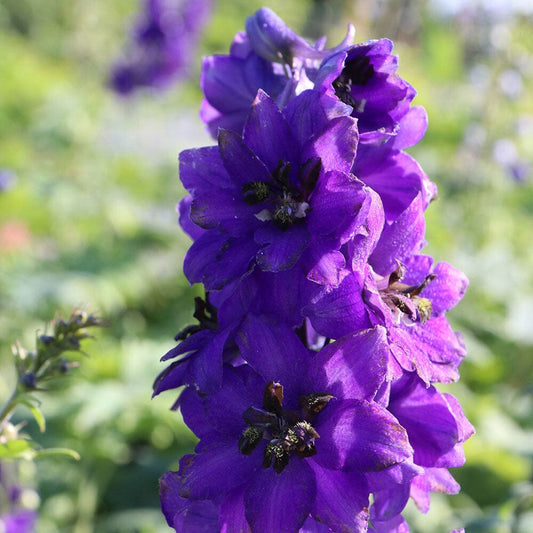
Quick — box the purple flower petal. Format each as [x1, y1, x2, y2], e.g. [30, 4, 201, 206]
[369, 513, 410, 533]
[305, 270, 372, 339]
[309, 460, 369, 532]
[243, 90, 298, 171]
[178, 196, 206, 241]
[179, 146, 233, 192]
[303, 117, 358, 174]
[236, 315, 311, 395]
[179, 444, 257, 500]
[389, 374, 462, 467]
[183, 232, 256, 290]
[307, 326, 389, 401]
[307, 171, 368, 242]
[218, 128, 273, 187]
[201, 366, 266, 438]
[160, 472, 218, 530]
[369, 193, 426, 277]
[355, 146, 431, 223]
[219, 485, 251, 532]
[303, 248, 347, 287]
[255, 224, 310, 272]
[301, 517, 334, 532]
[371, 483, 411, 522]
[410, 468, 460, 513]
[314, 399, 413, 472]
[391, 105, 428, 150]
[244, 459, 315, 532]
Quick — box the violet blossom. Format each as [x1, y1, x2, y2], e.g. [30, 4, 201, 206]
[201, 8, 354, 137]
[111, 0, 211, 94]
[305, 255, 468, 383]
[161, 323, 418, 532]
[156, 7, 473, 532]
[181, 90, 382, 291]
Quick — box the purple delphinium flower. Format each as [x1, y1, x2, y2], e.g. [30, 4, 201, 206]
[244, 7, 354, 65]
[201, 9, 421, 148]
[158, 7, 473, 532]
[314, 39, 416, 145]
[369, 372, 474, 527]
[161, 322, 418, 532]
[201, 8, 354, 137]
[182, 90, 383, 291]
[110, 0, 211, 94]
[305, 255, 468, 383]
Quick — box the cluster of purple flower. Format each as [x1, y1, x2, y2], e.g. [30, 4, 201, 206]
[155, 8, 473, 532]
[110, 0, 211, 95]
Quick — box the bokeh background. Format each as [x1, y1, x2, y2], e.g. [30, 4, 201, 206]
[0, 0, 532, 531]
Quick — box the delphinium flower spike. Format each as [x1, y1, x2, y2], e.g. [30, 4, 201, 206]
[156, 7, 473, 532]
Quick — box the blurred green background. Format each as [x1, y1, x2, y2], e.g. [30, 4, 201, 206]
[0, 0, 532, 531]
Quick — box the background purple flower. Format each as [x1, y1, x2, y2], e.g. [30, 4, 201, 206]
[110, 0, 211, 94]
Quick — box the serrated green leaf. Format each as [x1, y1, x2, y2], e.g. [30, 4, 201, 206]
[34, 447, 80, 460]
[0, 439, 35, 459]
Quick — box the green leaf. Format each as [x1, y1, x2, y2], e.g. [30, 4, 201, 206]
[0, 439, 35, 459]
[34, 447, 81, 460]
[29, 405, 46, 432]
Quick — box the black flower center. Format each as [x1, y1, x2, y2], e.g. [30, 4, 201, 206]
[333, 55, 374, 110]
[174, 295, 218, 341]
[241, 158, 321, 231]
[238, 381, 333, 473]
[379, 262, 436, 325]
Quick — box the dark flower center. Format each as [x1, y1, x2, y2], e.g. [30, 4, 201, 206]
[378, 262, 436, 325]
[238, 381, 333, 473]
[241, 158, 321, 231]
[174, 296, 219, 341]
[333, 55, 374, 110]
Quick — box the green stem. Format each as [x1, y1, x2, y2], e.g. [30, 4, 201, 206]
[0, 388, 20, 432]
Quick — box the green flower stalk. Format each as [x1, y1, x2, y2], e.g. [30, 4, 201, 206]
[0, 309, 104, 449]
